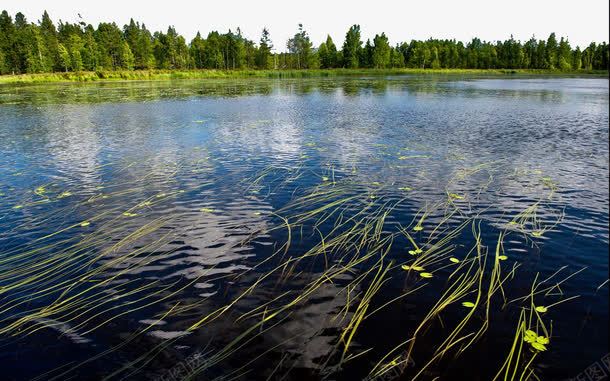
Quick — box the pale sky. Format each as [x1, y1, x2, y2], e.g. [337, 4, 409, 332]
[2, 0, 608, 50]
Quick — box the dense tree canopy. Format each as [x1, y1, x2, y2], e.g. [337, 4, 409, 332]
[0, 10, 608, 75]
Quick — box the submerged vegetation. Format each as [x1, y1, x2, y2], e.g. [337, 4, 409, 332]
[0, 134, 596, 379]
[0, 9, 608, 79]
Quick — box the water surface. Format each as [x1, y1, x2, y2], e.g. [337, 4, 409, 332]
[0, 76, 608, 380]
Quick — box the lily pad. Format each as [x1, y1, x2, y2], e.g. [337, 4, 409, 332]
[462, 301, 476, 308]
[449, 257, 460, 263]
[419, 272, 433, 278]
[535, 306, 548, 313]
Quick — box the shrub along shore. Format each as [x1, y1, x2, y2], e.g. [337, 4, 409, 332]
[0, 68, 607, 84]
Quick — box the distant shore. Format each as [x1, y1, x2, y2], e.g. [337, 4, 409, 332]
[0, 68, 607, 84]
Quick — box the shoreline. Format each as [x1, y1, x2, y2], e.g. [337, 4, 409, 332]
[0, 68, 607, 84]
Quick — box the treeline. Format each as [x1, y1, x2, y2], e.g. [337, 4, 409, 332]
[0, 10, 608, 75]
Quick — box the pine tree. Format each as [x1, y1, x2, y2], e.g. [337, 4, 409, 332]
[572, 47, 582, 70]
[58, 43, 70, 71]
[372, 33, 391, 68]
[342, 25, 362, 68]
[557, 37, 572, 70]
[0, 11, 16, 73]
[40, 11, 60, 71]
[545, 33, 558, 69]
[257, 28, 273, 69]
[287, 24, 313, 69]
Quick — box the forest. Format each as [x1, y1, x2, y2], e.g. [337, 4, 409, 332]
[0, 10, 608, 75]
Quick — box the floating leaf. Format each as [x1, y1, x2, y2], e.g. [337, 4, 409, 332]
[413, 226, 423, 232]
[122, 212, 137, 217]
[408, 250, 416, 255]
[524, 330, 537, 343]
[371, 182, 381, 186]
[531, 231, 543, 237]
[34, 186, 46, 196]
[450, 257, 460, 263]
[536, 336, 549, 345]
[412, 266, 425, 271]
[80, 221, 90, 227]
[369, 195, 377, 199]
[200, 208, 215, 213]
[525, 329, 537, 337]
[462, 301, 475, 308]
[253, 212, 262, 216]
[322, 176, 329, 182]
[398, 187, 413, 191]
[449, 193, 464, 199]
[535, 306, 548, 313]
[498, 255, 508, 260]
[414, 248, 423, 254]
[13, 205, 23, 210]
[419, 272, 433, 278]
[58, 191, 72, 199]
[401, 265, 411, 270]
[531, 342, 547, 351]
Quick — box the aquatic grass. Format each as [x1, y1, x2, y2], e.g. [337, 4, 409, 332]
[0, 148, 588, 380]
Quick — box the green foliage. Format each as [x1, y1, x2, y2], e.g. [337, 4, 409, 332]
[256, 28, 273, 69]
[287, 24, 315, 69]
[0, 9, 607, 75]
[57, 43, 70, 72]
[318, 35, 338, 69]
[342, 25, 362, 68]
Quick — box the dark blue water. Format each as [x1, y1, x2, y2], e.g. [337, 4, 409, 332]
[0, 76, 608, 381]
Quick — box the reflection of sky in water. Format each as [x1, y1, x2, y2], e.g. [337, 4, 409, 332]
[0, 76, 607, 380]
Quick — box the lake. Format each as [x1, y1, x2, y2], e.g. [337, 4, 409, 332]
[0, 76, 608, 380]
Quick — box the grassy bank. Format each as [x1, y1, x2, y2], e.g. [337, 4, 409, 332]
[0, 68, 607, 84]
